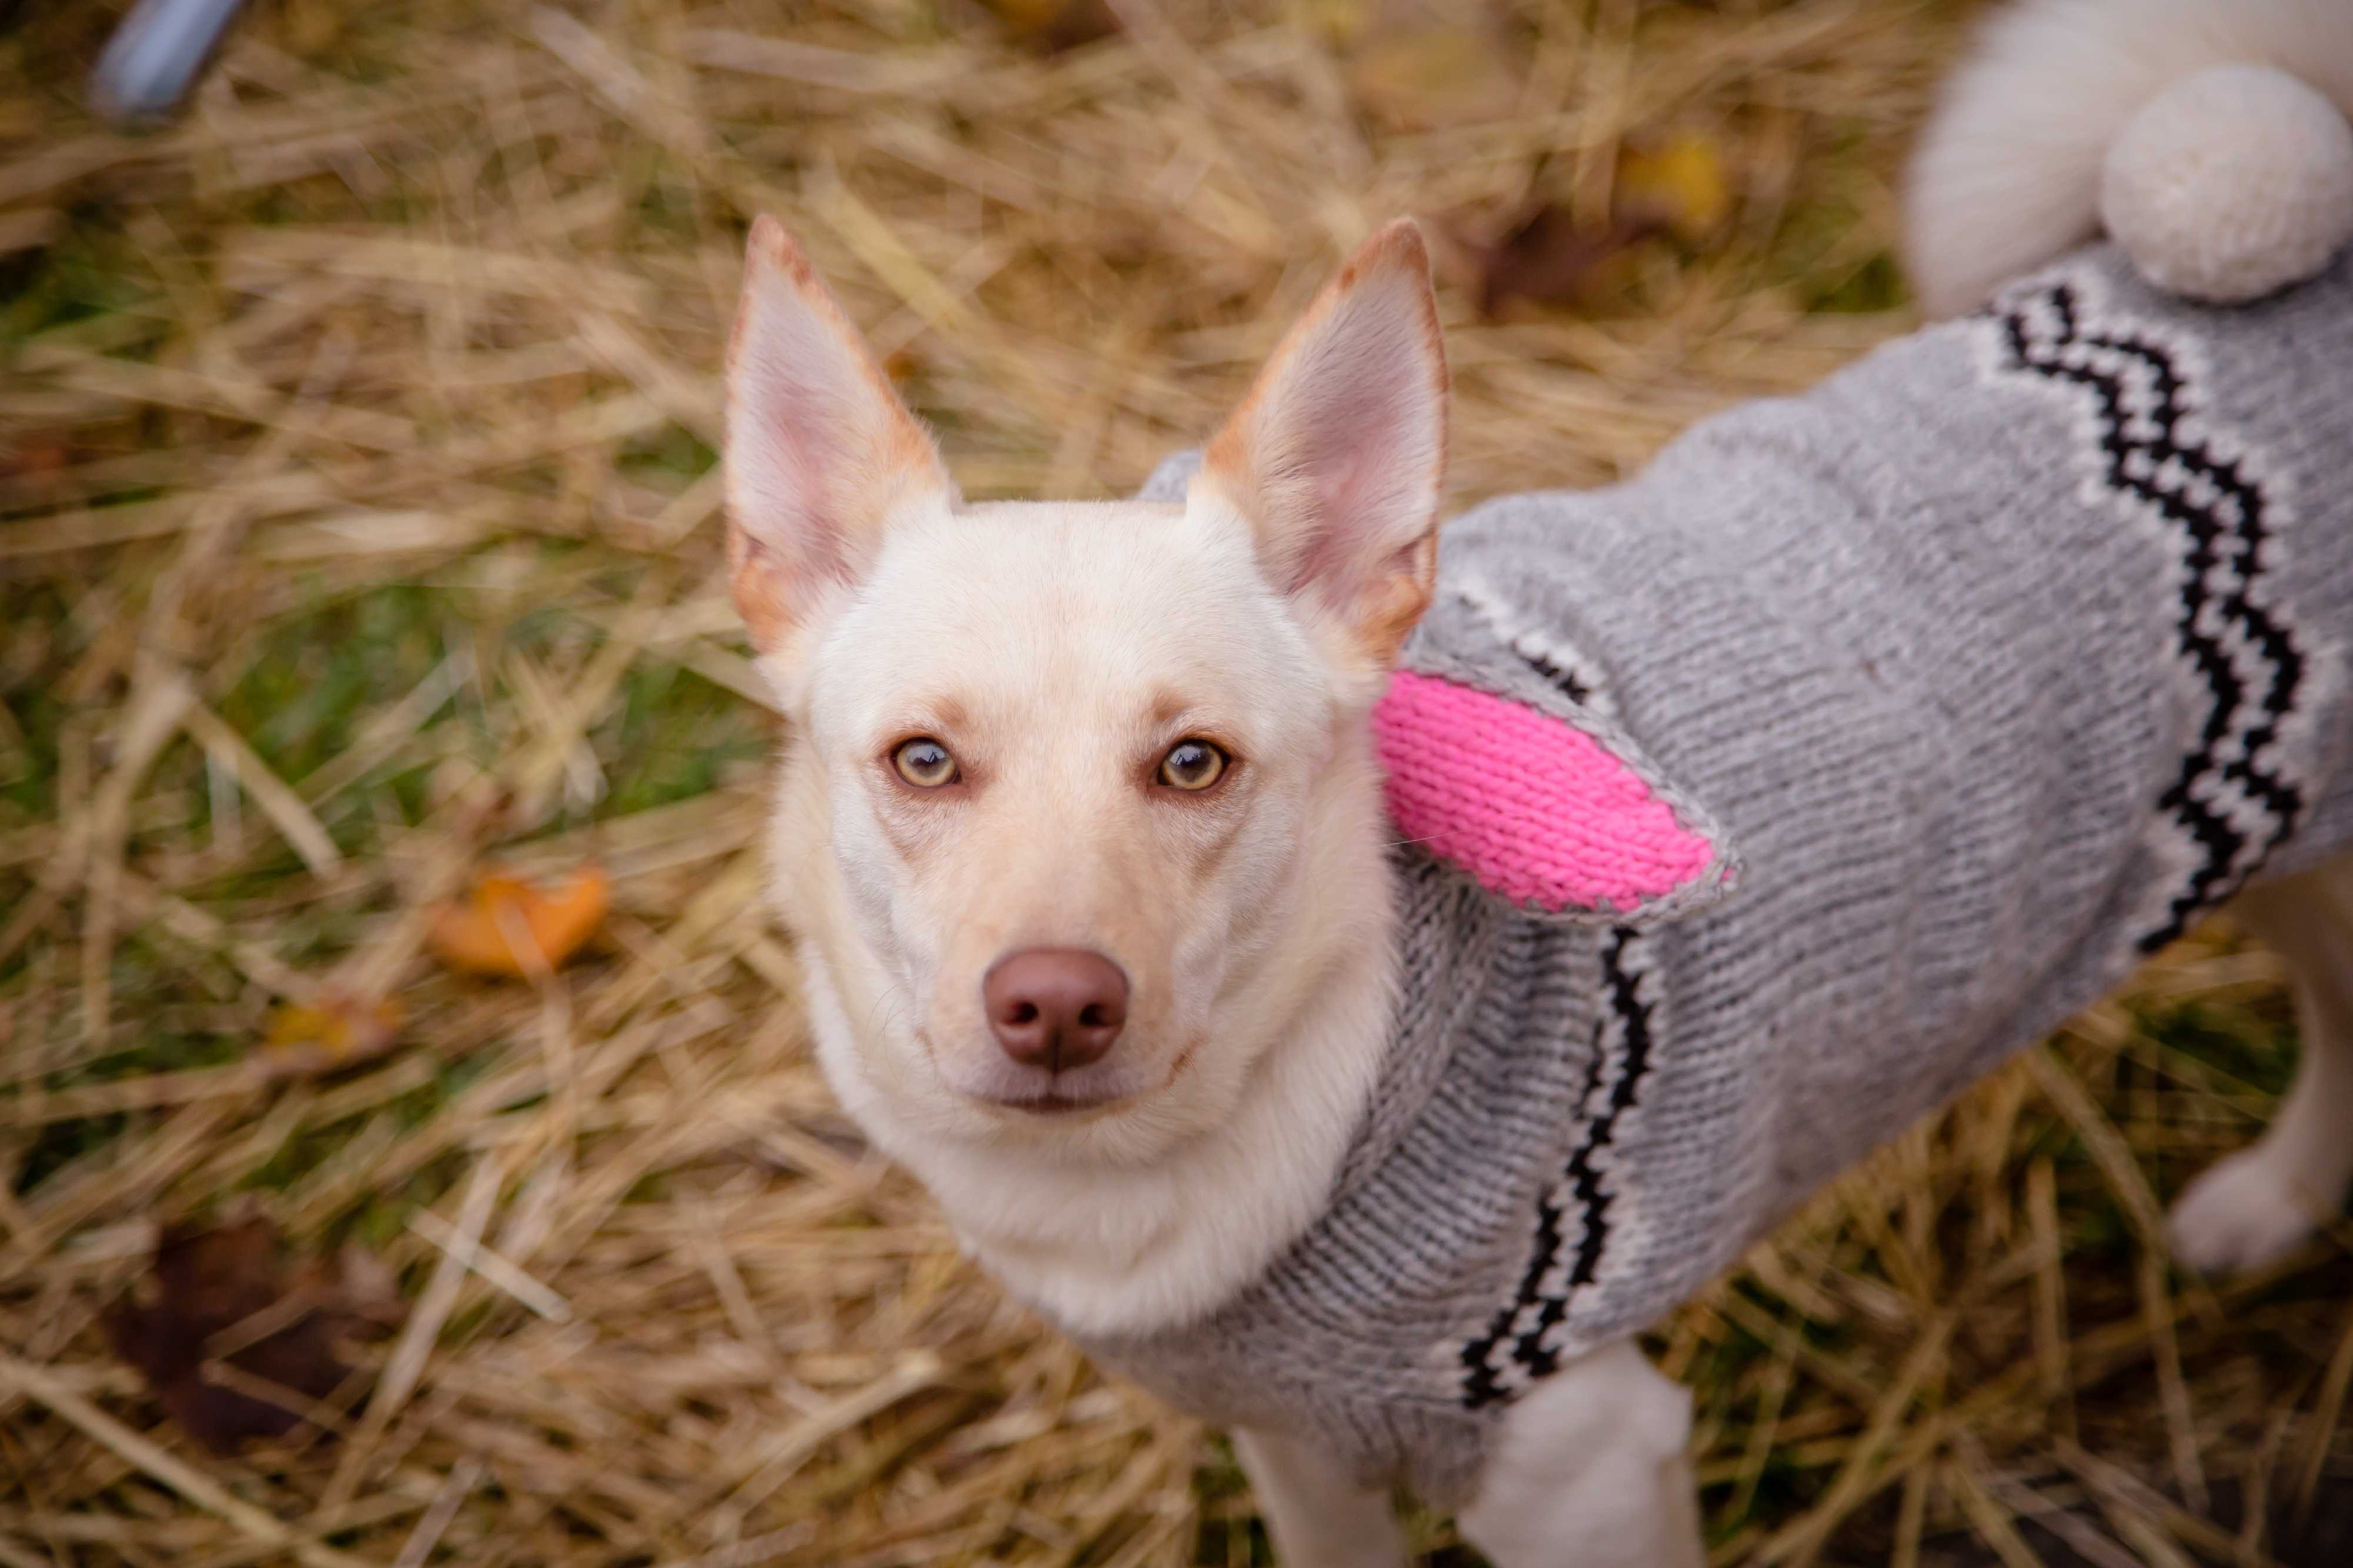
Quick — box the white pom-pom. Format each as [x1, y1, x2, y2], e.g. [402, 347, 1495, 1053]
[2100, 64, 2353, 304]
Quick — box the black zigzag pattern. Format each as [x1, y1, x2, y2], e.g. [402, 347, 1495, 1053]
[1992, 281, 2306, 950]
[1459, 926, 1652, 1409]
[1515, 643, 1594, 709]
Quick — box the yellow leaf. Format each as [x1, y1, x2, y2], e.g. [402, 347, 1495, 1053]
[1618, 132, 1734, 243]
[259, 996, 403, 1078]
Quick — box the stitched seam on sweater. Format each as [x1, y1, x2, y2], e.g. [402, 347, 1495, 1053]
[1988, 275, 2306, 949]
[1454, 577, 1617, 717]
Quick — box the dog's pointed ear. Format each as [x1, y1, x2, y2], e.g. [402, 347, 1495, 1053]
[726, 215, 954, 655]
[1199, 219, 1448, 669]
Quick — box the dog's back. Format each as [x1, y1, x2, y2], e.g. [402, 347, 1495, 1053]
[1085, 239, 2353, 1501]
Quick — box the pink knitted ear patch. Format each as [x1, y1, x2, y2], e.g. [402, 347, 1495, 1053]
[1373, 670, 1719, 915]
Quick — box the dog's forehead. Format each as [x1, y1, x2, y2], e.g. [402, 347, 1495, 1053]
[819, 499, 1318, 726]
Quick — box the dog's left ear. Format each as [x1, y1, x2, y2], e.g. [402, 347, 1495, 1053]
[1199, 219, 1448, 669]
[726, 215, 955, 657]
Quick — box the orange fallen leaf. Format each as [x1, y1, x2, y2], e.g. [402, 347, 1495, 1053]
[259, 995, 404, 1079]
[428, 865, 610, 977]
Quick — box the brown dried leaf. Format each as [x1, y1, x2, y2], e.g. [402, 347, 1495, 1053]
[1465, 134, 1735, 316]
[428, 863, 611, 977]
[105, 1217, 406, 1455]
[0, 432, 81, 481]
[974, 0, 1121, 52]
[1471, 204, 1662, 316]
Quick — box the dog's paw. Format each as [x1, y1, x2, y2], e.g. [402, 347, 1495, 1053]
[2166, 1146, 2327, 1275]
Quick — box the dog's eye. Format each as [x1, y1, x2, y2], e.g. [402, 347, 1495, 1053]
[892, 738, 959, 788]
[1157, 739, 1228, 792]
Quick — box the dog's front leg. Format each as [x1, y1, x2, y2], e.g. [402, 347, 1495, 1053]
[1231, 1426, 1409, 1568]
[1457, 1339, 1705, 1568]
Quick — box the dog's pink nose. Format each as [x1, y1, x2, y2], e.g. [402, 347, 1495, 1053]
[984, 948, 1129, 1072]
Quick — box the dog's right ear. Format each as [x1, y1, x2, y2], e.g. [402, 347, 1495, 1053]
[1197, 219, 1448, 673]
[726, 215, 954, 656]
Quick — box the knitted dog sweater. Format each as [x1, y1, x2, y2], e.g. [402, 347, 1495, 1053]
[1079, 245, 2353, 1508]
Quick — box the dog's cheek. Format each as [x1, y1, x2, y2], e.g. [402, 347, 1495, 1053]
[1169, 791, 1308, 1013]
[825, 805, 946, 1010]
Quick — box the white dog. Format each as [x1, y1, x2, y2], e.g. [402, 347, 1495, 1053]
[728, 1, 2353, 1561]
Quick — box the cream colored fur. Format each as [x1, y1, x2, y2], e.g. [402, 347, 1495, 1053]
[768, 499, 1404, 1332]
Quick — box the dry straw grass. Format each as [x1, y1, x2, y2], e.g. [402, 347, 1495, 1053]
[2, 1, 2349, 1563]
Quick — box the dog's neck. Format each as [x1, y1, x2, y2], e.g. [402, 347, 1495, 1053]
[801, 777, 1402, 1339]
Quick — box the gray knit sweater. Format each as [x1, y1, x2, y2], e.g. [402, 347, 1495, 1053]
[1093, 245, 2353, 1507]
